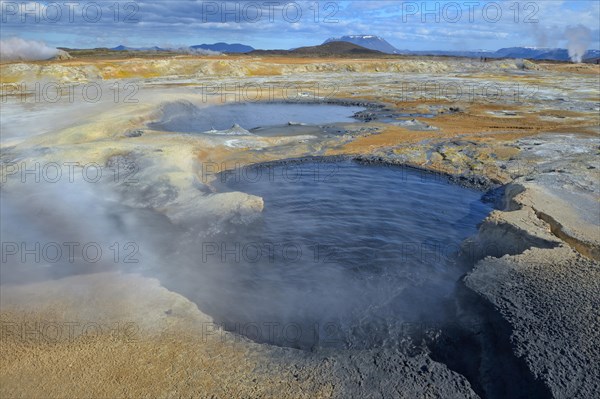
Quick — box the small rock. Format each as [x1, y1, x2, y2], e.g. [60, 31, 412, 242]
[430, 152, 444, 163]
[125, 130, 144, 138]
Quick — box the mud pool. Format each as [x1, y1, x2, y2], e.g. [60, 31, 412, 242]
[173, 160, 495, 350]
[148, 102, 365, 134]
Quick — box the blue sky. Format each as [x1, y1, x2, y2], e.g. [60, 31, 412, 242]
[1, 0, 599, 51]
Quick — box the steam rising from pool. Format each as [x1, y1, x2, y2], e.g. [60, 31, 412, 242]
[179, 161, 492, 349]
[0, 175, 169, 285]
[1, 158, 492, 350]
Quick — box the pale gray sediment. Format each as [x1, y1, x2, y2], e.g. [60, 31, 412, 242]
[369, 133, 600, 398]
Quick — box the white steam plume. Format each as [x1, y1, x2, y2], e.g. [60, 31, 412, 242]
[185, 47, 221, 56]
[0, 37, 59, 62]
[565, 25, 592, 63]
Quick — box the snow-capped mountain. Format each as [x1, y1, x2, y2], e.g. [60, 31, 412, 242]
[324, 35, 401, 54]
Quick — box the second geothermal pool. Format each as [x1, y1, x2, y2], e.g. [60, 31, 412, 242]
[176, 160, 494, 350]
[148, 101, 365, 133]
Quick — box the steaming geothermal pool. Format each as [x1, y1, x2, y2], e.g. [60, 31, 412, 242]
[165, 160, 494, 350]
[0, 99, 494, 352]
[148, 102, 365, 133]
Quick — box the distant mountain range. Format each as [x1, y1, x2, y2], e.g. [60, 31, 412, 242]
[111, 42, 255, 54]
[107, 36, 599, 61]
[112, 45, 165, 52]
[491, 47, 600, 61]
[322, 35, 600, 61]
[402, 47, 600, 61]
[189, 42, 254, 53]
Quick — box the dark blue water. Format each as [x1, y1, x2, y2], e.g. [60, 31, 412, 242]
[198, 161, 493, 349]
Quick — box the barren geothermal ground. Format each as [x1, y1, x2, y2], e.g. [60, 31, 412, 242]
[1, 55, 599, 398]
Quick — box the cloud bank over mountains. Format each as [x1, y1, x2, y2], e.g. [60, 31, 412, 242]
[1, 1, 598, 52]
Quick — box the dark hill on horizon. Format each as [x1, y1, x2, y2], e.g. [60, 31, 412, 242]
[249, 41, 387, 57]
[324, 35, 401, 54]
